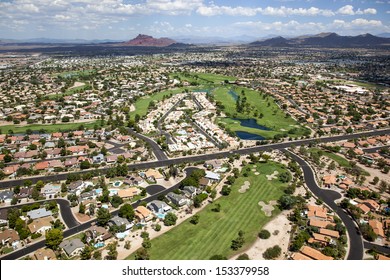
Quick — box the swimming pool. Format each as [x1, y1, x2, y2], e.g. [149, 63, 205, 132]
[156, 213, 165, 219]
[113, 181, 123, 187]
[94, 242, 104, 248]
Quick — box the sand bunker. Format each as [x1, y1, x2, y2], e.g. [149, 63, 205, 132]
[252, 168, 256, 172]
[258, 200, 277, 217]
[238, 181, 250, 193]
[254, 172, 260, 175]
[266, 171, 279, 181]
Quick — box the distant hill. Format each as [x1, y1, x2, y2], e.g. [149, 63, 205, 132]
[120, 34, 176, 47]
[250, 36, 288, 47]
[249, 33, 390, 48]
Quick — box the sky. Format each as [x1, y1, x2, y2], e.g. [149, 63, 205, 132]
[0, 0, 389, 40]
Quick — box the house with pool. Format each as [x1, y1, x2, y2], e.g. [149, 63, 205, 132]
[147, 200, 172, 219]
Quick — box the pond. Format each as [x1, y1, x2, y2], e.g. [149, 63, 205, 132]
[235, 131, 266, 140]
[233, 118, 271, 131]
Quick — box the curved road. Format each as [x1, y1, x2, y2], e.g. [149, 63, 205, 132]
[283, 149, 364, 260]
[0, 199, 79, 229]
[0, 168, 197, 260]
[126, 128, 168, 161]
[1, 128, 389, 189]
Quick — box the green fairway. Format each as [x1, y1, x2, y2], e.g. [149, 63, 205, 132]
[213, 86, 309, 139]
[126, 161, 288, 260]
[170, 72, 237, 85]
[308, 147, 370, 176]
[0, 121, 100, 134]
[46, 83, 90, 100]
[129, 88, 185, 120]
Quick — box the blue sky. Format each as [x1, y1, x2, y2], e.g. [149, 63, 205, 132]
[0, 0, 389, 40]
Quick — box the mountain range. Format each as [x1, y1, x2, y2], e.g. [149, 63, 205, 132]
[249, 33, 390, 48]
[1, 33, 390, 49]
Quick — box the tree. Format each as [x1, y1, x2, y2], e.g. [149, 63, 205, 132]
[237, 254, 250, 260]
[278, 194, 297, 210]
[210, 254, 227, 260]
[80, 246, 93, 260]
[163, 212, 178, 226]
[7, 208, 20, 229]
[231, 230, 245, 250]
[124, 241, 131, 250]
[45, 228, 64, 250]
[142, 239, 152, 249]
[212, 203, 221, 212]
[190, 214, 200, 225]
[96, 207, 111, 226]
[258, 229, 271, 239]
[221, 185, 231, 196]
[110, 195, 123, 208]
[263, 245, 281, 260]
[79, 202, 86, 214]
[105, 241, 118, 260]
[80, 160, 91, 170]
[118, 204, 135, 221]
[134, 248, 150, 260]
[372, 176, 379, 185]
[360, 223, 377, 242]
[193, 193, 208, 208]
[154, 224, 161, 231]
[93, 250, 102, 260]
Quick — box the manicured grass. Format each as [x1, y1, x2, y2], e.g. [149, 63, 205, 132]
[54, 70, 96, 79]
[213, 86, 309, 139]
[126, 161, 288, 260]
[129, 88, 185, 120]
[46, 83, 89, 100]
[170, 72, 236, 85]
[309, 148, 370, 176]
[0, 121, 100, 134]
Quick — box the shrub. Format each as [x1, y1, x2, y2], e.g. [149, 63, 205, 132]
[258, 230, 271, 239]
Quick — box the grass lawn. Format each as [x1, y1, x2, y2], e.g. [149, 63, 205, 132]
[170, 72, 237, 85]
[0, 121, 100, 134]
[54, 70, 96, 79]
[129, 88, 185, 120]
[126, 161, 288, 260]
[46, 83, 90, 100]
[309, 148, 370, 176]
[213, 86, 309, 139]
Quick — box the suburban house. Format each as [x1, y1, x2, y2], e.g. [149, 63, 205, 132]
[85, 225, 112, 243]
[147, 200, 172, 215]
[92, 153, 105, 164]
[166, 192, 188, 207]
[124, 175, 144, 186]
[182, 186, 200, 199]
[322, 175, 337, 188]
[117, 188, 140, 200]
[27, 216, 53, 234]
[199, 177, 210, 187]
[0, 190, 14, 204]
[369, 219, 385, 243]
[108, 216, 133, 231]
[16, 187, 32, 200]
[40, 184, 60, 198]
[0, 209, 8, 226]
[204, 159, 222, 170]
[27, 208, 53, 220]
[0, 229, 20, 246]
[33, 248, 57, 260]
[293, 245, 334, 260]
[78, 191, 97, 203]
[205, 171, 220, 182]
[59, 238, 85, 257]
[135, 206, 153, 223]
[67, 180, 86, 195]
[142, 169, 164, 182]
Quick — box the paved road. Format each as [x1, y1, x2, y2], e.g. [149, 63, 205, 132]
[145, 185, 166, 195]
[0, 168, 197, 260]
[126, 128, 168, 161]
[363, 241, 390, 255]
[0, 128, 389, 189]
[0, 199, 79, 229]
[362, 145, 390, 153]
[283, 149, 364, 260]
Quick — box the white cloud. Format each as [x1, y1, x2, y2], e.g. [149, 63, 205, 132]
[351, 18, 382, 27]
[196, 5, 334, 17]
[337, 5, 377, 15]
[337, 5, 355, 15]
